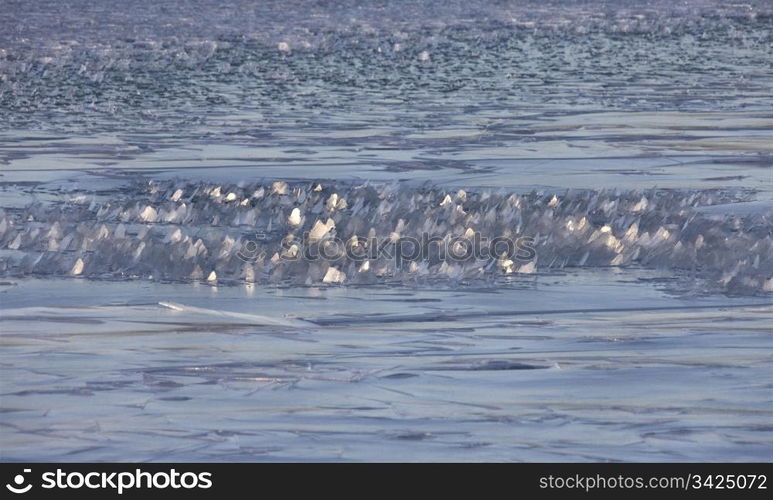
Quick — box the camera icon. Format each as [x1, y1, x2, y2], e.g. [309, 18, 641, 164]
[5, 469, 32, 494]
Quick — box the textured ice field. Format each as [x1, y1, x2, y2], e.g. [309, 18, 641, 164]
[1, 0, 772, 461]
[1, 179, 771, 294]
[1, 278, 772, 462]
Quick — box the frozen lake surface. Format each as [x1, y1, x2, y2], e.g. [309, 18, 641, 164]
[1, 0, 772, 461]
[1, 278, 772, 461]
